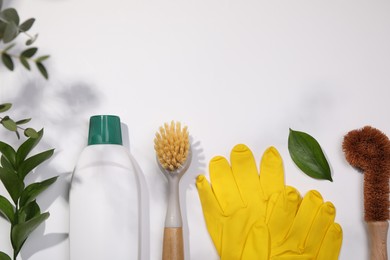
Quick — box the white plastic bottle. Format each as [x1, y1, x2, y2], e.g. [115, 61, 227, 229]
[69, 115, 139, 260]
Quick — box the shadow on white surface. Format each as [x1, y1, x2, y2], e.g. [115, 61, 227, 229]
[21, 231, 69, 260]
[180, 138, 207, 259]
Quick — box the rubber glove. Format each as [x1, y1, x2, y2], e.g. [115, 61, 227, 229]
[196, 144, 298, 259]
[242, 190, 343, 260]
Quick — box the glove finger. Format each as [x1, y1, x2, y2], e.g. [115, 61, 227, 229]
[196, 174, 224, 255]
[209, 155, 244, 214]
[241, 220, 270, 260]
[304, 202, 336, 255]
[196, 175, 222, 216]
[230, 144, 261, 204]
[267, 186, 301, 246]
[316, 223, 343, 260]
[273, 190, 323, 255]
[259, 146, 285, 199]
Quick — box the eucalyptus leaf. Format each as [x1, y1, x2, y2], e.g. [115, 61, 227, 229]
[288, 129, 332, 181]
[17, 149, 54, 179]
[0, 194, 14, 223]
[19, 176, 57, 207]
[11, 212, 49, 256]
[0, 251, 11, 260]
[15, 129, 43, 166]
[35, 55, 49, 62]
[3, 21, 18, 43]
[0, 140, 16, 166]
[24, 128, 38, 138]
[1, 53, 14, 70]
[0, 21, 6, 38]
[0, 103, 12, 113]
[21, 47, 37, 58]
[0, 167, 24, 204]
[15, 118, 31, 125]
[36, 62, 48, 79]
[1, 116, 17, 131]
[0, 8, 20, 25]
[19, 56, 30, 70]
[19, 18, 35, 32]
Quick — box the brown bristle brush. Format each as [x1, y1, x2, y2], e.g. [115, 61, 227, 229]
[342, 126, 390, 260]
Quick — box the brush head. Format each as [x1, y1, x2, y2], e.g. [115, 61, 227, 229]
[342, 126, 390, 222]
[154, 121, 190, 172]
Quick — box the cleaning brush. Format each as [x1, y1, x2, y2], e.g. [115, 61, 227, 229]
[154, 121, 191, 260]
[342, 126, 390, 260]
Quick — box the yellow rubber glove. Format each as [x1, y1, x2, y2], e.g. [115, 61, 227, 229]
[196, 144, 299, 259]
[242, 190, 343, 260]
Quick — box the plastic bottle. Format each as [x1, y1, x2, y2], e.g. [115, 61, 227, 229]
[69, 115, 139, 260]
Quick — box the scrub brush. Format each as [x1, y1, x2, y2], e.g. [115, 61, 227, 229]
[154, 121, 191, 260]
[342, 126, 390, 260]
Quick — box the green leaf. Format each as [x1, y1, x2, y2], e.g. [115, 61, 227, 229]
[0, 21, 6, 38]
[0, 195, 14, 223]
[35, 55, 50, 62]
[19, 176, 57, 207]
[15, 130, 20, 140]
[0, 251, 11, 260]
[19, 56, 30, 70]
[24, 128, 38, 138]
[36, 62, 48, 79]
[288, 129, 332, 181]
[3, 21, 18, 43]
[0, 141, 16, 166]
[15, 129, 43, 166]
[1, 53, 14, 71]
[1, 116, 17, 131]
[0, 103, 12, 112]
[0, 167, 24, 204]
[19, 18, 35, 32]
[15, 118, 31, 125]
[0, 0, 3, 11]
[1, 155, 15, 171]
[11, 212, 49, 256]
[21, 47, 37, 58]
[0, 8, 20, 25]
[18, 200, 40, 223]
[17, 149, 54, 179]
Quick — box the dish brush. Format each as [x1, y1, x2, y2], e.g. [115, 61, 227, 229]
[154, 121, 191, 260]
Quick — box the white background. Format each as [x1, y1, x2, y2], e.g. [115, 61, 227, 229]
[1, 0, 390, 259]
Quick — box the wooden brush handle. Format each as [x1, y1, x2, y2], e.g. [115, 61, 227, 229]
[367, 221, 389, 260]
[163, 227, 184, 260]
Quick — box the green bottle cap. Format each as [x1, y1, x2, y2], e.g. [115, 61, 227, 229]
[88, 115, 123, 145]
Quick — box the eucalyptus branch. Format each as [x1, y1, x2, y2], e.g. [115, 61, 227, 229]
[0, 45, 49, 79]
[0, 103, 38, 139]
[0, 115, 36, 138]
[0, 0, 49, 79]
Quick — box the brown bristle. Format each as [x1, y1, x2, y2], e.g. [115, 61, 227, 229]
[342, 126, 390, 221]
[154, 121, 190, 171]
